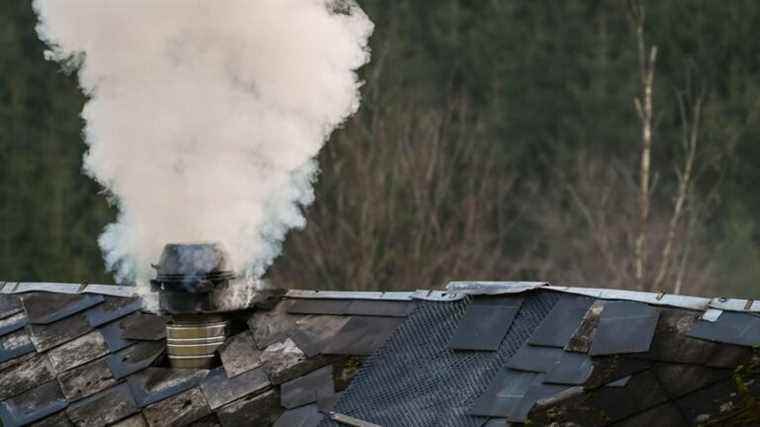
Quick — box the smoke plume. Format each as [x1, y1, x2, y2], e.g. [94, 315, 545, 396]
[32, 1, 373, 289]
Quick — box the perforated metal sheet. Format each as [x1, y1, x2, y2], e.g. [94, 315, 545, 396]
[319, 291, 560, 427]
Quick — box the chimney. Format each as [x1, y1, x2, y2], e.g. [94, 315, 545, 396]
[150, 243, 234, 369]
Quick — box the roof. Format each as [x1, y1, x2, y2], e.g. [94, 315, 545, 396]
[0, 281, 759, 426]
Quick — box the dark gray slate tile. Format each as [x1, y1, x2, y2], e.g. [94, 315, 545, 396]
[47, 330, 109, 374]
[687, 311, 760, 347]
[66, 383, 138, 427]
[273, 403, 323, 427]
[186, 413, 221, 427]
[508, 380, 570, 423]
[674, 377, 759, 425]
[29, 410, 73, 426]
[0, 349, 36, 372]
[543, 351, 594, 385]
[281, 365, 334, 409]
[448, 305, 520, 351]
[120, 312, 166, 341]
[0, 312, 27, 337]
[85, 296, 142, 328]
[27, 312, 92, 352]
[106, 341, 165, 380]
[21, 293, 103, 325]
[322, 316, 404, 355]
[289, 315, 350, 357]
[505, 345, 563, 373]
[589, 301, 660, 356]
[287, 299, 415, 317]
[653, 363, 732, 398]
[259, 338, 335, 385]
[610, 402, 687, 427]
[633, 308, 719, 364]
[200, 367, 270, 410]
[585, 356, 651, 389]
[219, 331, 262, 378]
[217, 389, 281, 427]
[110, 413, 147, 427]
[98, 320, 133, 353]
[0, 381, 68, 427]
[0, 294, 23, 320]
[57, 357, 116, 401]
[469, 369, 539, 418]
[565, 300, 605, 353]
[143, 387, 210, 427]
[0, 352, 55, 400]
[529, 296, 593, 348]
[0, 328, 35, 364]
[127, 367, 210, 407]
[317, 391, 342, 413]
[248, 302, 300, 350]
[449, 297, 524, 352]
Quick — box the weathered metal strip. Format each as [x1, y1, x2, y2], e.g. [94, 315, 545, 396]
[447, 281, 548, 295]
[0, 282, 138, 298]
[286, 289, 463, 302]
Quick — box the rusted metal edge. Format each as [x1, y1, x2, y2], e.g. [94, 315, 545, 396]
[0, 282, 137, 298]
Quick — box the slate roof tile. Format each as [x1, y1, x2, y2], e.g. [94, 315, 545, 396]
[120, 312, 166, 341]
[26, 312, 92, 353]
[46, 330, 109, 374]
[688, 310, 760, 347]
[448, 297, 523, 351]
[321, 316, 404, 355]
[280, 365, 334, 409]
[107, 341, 164, 380]
[127, 367, 209, 407]
[0, 381, 68, 427]
[216, 389, 280, 427]
[0, 352, 55, 400]
[56, 356, 116, 401]
[0, 294, 23, 320]
[200, 367, 270, 410]
[85, 296, 142, 328]
[218, 331, 261, 378]
[0, 312, 28, 337]
[588, 301, 660, 356]
[65, 383, 138, 427]
[20, 293, 103, 325]
[0, 328, 35, 364]
[143, 388, 210, 427]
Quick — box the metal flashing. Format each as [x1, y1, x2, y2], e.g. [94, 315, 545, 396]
[447, 281, 548, 295]
[286, 289, 463, 302]
[589, 301, 660, 356]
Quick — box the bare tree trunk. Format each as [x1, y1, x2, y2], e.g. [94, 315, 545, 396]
[654, 96, 702, 291]
[629, 0, 657, 289]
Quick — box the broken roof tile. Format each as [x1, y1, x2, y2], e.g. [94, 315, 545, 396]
[47, 330, 109, 374]
[528, 295, 593, 348]
[322, 316, 403, 355]
[505, 345, 563, 373]
[0, 381, 68, 427]
[0, 294, 23, 320]
[0, 312, 27, 337]
[0, 352, 55, 400]
[543, 351, 593, 386]
[120, 312, 166, 341]
[272, 403, 323, 427]
[57, 357, 116, 401]
[286, 299, 415, 317]
[127, 367, 209, 407]
[143, 387, 210, 427]
[687, 311, 760, 347]
[66, 383, 138, 427]
[564, 300, 605, 353]
[290, 315, 351, 357]
[0, 328, 35, 364]
[589, 301, 659, 356]
[21, 293, 103, 325]
[219, 331, 262, 378]
[27, 312, 92, 352]
[216, 389, 280, 427]
[248, 302, 300, 350]
[281, 365, 334, 409]
[85, 296, 142, 328]
[200, 367, 270, 410]
[106, 341, 165, 380]
[259, 338, 333, 385]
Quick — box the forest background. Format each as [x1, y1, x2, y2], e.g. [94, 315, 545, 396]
[2, 1, 760, 298]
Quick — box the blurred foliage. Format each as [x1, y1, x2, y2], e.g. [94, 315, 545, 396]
[1, 1, 760, 296]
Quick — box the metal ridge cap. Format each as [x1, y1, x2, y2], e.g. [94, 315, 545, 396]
[285, 289, 464, 302]
[446, 281, 549, 295]
[0, 281, 138, 298]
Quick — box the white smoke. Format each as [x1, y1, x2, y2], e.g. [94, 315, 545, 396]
[32, 1, 373, 290]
